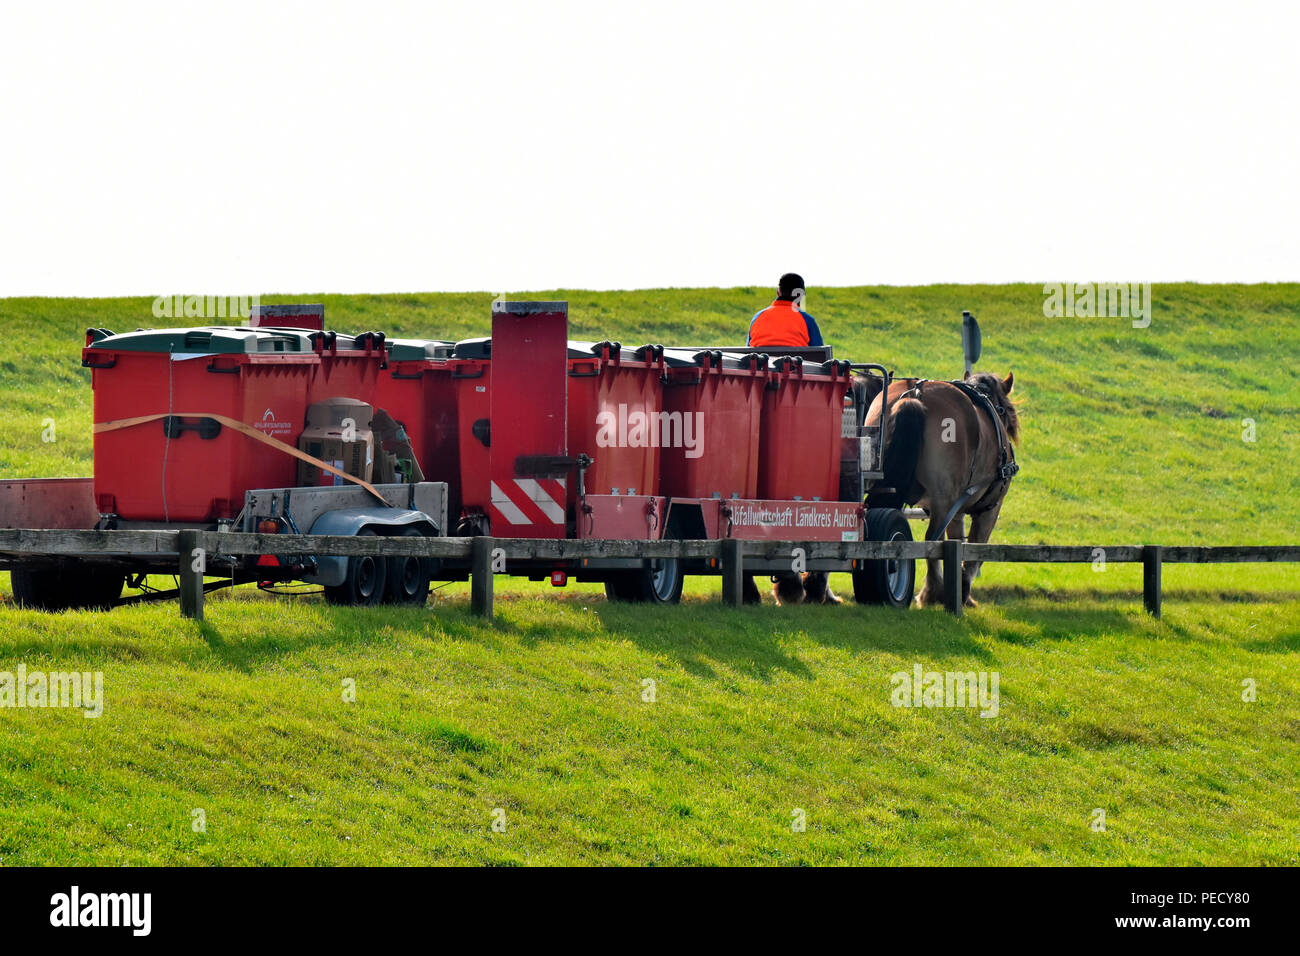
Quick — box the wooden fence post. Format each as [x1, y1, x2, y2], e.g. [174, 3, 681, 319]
[721, 538, 744, 607]
[471, 536, 495, 618]
[1143, 545, 1162, 618]
[178, 529, 204, 622]
[942, 538, 963, 617]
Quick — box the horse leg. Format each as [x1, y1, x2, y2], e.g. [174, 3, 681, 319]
[772, 573, 805, 606]
[803, 572, 841, 605]
[743, 575, 763, 605]
[963, 503, 1004, 608]
[916, 511, 950, 607]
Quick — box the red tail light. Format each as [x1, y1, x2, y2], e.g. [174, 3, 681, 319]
[256, 519, 281, 566]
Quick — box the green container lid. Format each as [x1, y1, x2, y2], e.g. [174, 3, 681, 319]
[386, 338, 454, 361]
[86, 326, 318, 354]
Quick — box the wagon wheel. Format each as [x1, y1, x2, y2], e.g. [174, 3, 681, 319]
[604, 536, 684, 605]
[385, 527, 433, 605]
[10, 562, 124, 612]
[853, 508, 915, 608]
[323, 529, 388, 607]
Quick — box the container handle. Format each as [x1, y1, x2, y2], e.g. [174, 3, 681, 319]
[162, 416, 223, 440]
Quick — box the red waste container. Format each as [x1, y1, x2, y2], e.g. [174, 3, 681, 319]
[449, 339, 493, 527]
[371, 339, 461, 510]
[83, 326, 320, 522]
[565, 341, 665, 503]
[306, 330, 390, 408]
[659, 349, 766, 499]
[450, 336, 669, 534]
[757, 358, 853, 502]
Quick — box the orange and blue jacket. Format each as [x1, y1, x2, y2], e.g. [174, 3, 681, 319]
[747, 299, 824, 348]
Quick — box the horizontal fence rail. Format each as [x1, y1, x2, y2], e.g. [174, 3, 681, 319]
[1, 529, 1298, 622]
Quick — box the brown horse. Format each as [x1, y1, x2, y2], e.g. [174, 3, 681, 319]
[865, 371, 1019, 607]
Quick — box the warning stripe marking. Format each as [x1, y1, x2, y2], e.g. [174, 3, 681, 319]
[515, 478, 566, 523]
[489, 477, 568, 526]
[490, 481, 533, 525]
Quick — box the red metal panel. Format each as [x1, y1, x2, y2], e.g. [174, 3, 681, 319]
[250, 304, 325, 331]
[488, 302, 569, 537]
[0, 478, 98, 529]
[577, 494, 664, 540]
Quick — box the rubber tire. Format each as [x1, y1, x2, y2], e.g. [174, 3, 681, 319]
[853, 508, 915, 608]
[323, 529, 388, 606]
[10, 564, 124, 611]
[385, 527, 432, 605]
[603, 550, 685, 605]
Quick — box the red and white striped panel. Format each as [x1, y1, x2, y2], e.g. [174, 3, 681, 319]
[489, 477, 567, 531]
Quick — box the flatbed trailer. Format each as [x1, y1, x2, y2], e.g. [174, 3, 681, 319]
[3, 298, 921, 611]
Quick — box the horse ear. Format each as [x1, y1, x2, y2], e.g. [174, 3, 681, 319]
[1002, 371, 1014, 395]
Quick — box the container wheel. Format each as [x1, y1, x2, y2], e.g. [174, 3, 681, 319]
[10, 563, 124, 612]
[853, 508, 915, 608]
[604, 545, 685, 605]
[324, 529, 388, 606]
[385, 527, 432, 605]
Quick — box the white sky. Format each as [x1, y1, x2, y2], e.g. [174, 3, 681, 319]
[1, 0, 1297, 296]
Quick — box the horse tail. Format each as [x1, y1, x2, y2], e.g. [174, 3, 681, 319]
[877, 397, 926, 508]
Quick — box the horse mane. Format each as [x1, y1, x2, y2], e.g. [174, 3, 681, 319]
[968, 372, 1020, 444]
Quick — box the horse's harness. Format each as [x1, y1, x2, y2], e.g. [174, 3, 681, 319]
[899, 378, 1019, 538]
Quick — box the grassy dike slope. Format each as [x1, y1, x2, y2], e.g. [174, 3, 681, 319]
[0, 285, 1297, 864]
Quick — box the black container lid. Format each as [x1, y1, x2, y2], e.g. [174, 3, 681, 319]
[661, 347, 762, 371]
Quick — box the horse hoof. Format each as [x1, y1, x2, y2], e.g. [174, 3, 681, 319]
[963, 595, 979, 608]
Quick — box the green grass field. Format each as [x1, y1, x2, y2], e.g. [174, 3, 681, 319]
[1, 285, 1297, 865]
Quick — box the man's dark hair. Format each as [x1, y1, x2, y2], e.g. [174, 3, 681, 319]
[777, 273, 805, 301]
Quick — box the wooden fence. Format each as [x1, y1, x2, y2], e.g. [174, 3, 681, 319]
[1, 529, 1297, 622]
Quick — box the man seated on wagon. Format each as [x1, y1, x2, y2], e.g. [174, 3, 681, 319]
[747, 272, 825, 348]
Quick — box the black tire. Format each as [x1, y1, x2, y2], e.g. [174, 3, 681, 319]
[323, 529, 388, 606]
[853, 508, 915, 608]
[10, 564, 124, 612]
[603, 549, 685, 605]
[385, 527, 432, 605]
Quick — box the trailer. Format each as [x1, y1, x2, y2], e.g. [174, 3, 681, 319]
[2, 299, 918, 611]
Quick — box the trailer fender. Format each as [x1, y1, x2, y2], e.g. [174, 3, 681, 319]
[302, 508, 438, 586]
